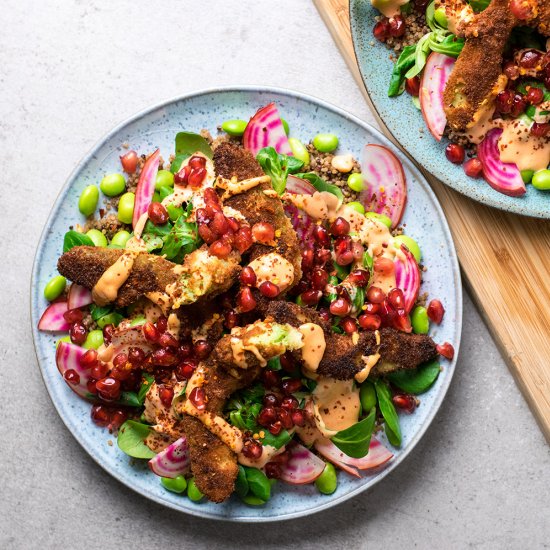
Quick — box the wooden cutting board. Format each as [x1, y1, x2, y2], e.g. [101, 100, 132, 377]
[314, 0, 550, 443]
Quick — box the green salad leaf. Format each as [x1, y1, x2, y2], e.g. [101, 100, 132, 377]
[175, 131, 213, 159]
[331, 407, 376, 458]
[256, 147, 304, 194]
[405, 32, 432, 79]
[468, 0, 490, 11]
[295, 172, 344, 204]
[260, 429, 292, 450]
[117, 420, 156, 459]
[161, 215, 200, 260]
[387, 361, 441, 394]
[63, 230, 94, 252]
[243, 466, 271, 501]
[388, 45, 417, 97]
[375, 379, 402, 447]
[235, 465, 249, 498]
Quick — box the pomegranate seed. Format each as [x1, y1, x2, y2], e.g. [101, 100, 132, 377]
[110, 364, 131, 381]
[335, 250, 354, 266]
[193, 340, 212, 360]
[330, 217, 350, 237]
[91, 404, 111, 427]
[156, 316, 168, 333]
[379, 300, 396, 325]
[120, 150, 138, 174]
[313, 225, 330, 246]
[224, 310, 239, 329]
[278, 408, 294, 429]
[91, 362, 108, 380]
[373, 18, 390, 42]
[148, 202, 169, 225]
[280, 352, 296, 373]
[405, 76, 420, 96]
[388, 288, 405, 309]
[143, 322, 160, 343]
[209, 239, 232, 259]
[348, 269, 370, 287]
[159, 386, 174, 408]
[367, 286, 386, 304]
[393, 311, 412, 332]
[263, 393, 280, 407]
[198, 223, 216, 244]
[526, 87, 544, 105]
[102, 324, 115, 345]
[242, 438, 263, 459]
[437, 342, 455, 360]
[189, 155, 207, 169]
[79, 349, 98, 369]
[531, 122, 550, 138]
[427, 299, 445, 324]
[341, 316, 357, 334]
[510, 94, 527, 117]
[64, 369, 80, 385]
[96, 377, 121, 401]
[358, 313, 382, 330]
[317, 248, 332, 265]
[109, 409, 128, 430]
[270, 450, 291, 464]
[234, 226, 253, 253]
[291, 409, 306, 427]
[374, 257, 395, 276]
[178, 343, 193, 359]
[238, 287, 257, 312]
[174, 164, 191, 185]
[351, 241, 365, 261]
[519, 49, 542, 69]
[113, 352, 128, 369]
[302, 248, 314, 271]
[464, 158, 483, 178]
[388, 15, 406, 37]
[265, 462, 282, 479]
[64, 308, 83, 324]
[259, 281, 280, 298]
[189, 387, 207, 411]
[364, 302, 380, 314]
[495, 89, 514, 114]
[311, 268, 329, 290]
[300, 289, 322, 305]
[258, 407, 277, 427]
[261, 369, 280, 388]
[268, 421, 283, 435]
[151, 348, 178, 366]
[240, 266, 257, 286]
[70, 322, 87, 345]
[281, 378, 302, 395]
[157, 333, 177, 349]
[510, 0, 536, 19]
[281, 396, 299, 411]
[252, 222, 275, 244]
[393, 394, 416, 413]
[330, 297, 351, 316]
[445, 143, 465, 164]
[177, 360, 197, 380]
[210, 212, 229, 236]
[188, 167, 206, 188]
[503, 61, 520, 80]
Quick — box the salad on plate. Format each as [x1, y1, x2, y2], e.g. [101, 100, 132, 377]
[38, 103, 455, 505]
[370, 0, 550, 196]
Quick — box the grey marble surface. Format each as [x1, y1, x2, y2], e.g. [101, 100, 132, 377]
[0, 1, 548, 548]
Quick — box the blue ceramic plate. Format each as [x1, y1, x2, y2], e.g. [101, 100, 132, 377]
[31, 87, 462, 522]
[350, 0, 550, 218]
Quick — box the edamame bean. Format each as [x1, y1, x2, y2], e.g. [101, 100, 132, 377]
[411, 306, 429, 334]
[83, 329, 104, 350]
[365, 211, 392, 228]
[100, 173, 126, 197]
[161, 475, 187, 494]
[360, 381, 377, 411]
[313, 133, 339, 153]
[155, 170, 174, 190]
[521, 169, 534, 184]
[110, 230, 131, 248]
[78, 185, 99, 216]
[347, 172, 364, 192]
[44, 275, 66, 301]
[241, 494, 266, 506]
[347, 201, 365, 214]
[187, 477, 204, 502]
[315, 463, 337, 495]
[434, 7, 448, 28]
[288, 137, 310, 165]
[117, 192, 135, 224]
[393, 234, 422, 263]
[281, 118, 290, 136]
[167, 204, 184, 222]
[532, 169, 550, 191]
[86, 229, 108, 247]
[221, 119, 247, 137]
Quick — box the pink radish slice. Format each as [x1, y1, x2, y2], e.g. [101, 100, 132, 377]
[67, 284, 93, 309]
[243, 103, 293, 157]
[394, 244, 420, 314]
[285, 175, 316, 196]
[419, 53, 455, 141]
[314, 437, 393, 476]
[132, 149, 161, 228]
[56, 341, 96, 400]
[109, 325, 154, 357]
[477, 128, 526, 197]
[38, 301, 70, 331]
[359, 144, 407, 228]
[148, 437, 190, 477]
[279, 442, 325, 485]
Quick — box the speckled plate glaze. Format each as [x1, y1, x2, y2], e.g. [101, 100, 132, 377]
[350, 0, 550, 218]
[31, 87, 462, 522]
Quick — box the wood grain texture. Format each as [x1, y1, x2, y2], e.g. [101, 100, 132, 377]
[314, 0, 550, 443]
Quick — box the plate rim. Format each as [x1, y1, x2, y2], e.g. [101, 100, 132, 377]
[348, 0, 549, 219]
[31, 85, 463, 522]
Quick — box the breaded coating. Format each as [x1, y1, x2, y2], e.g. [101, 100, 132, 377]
[57, 246, 178, 307]
[213, 141, 265, 180]
[533, 0, 550, 35]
